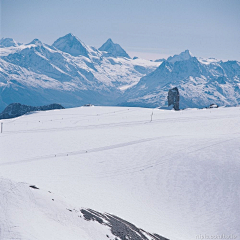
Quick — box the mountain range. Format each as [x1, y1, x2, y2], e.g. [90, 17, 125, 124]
[0, 33, 240, 112]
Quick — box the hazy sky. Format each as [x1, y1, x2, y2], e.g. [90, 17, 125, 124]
[1, 0, 240, 60]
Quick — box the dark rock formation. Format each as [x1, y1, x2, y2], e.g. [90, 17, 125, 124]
[0, 103, 64, 119]
[167, 87, 180, 110]
[81, 208, 169, 240]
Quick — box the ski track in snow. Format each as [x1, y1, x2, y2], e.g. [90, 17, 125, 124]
[2, 111, 240, 135]
[0, 135, 175, 166]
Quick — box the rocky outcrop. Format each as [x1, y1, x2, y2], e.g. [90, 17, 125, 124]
[0, 103, 64, 119]
[81, 208, 169, 240]
[168, 87, 180, 110]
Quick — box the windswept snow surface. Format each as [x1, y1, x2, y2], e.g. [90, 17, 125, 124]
[0, 178, 118, 240]
[0, 106, 240, 240]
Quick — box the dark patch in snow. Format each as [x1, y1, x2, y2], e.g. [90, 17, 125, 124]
[81, 209, 104, 224]
[81, 208, 169, 240]
[29, 185, 39, 189]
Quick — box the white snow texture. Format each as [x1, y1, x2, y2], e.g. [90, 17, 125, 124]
[0, 106, 240, 240]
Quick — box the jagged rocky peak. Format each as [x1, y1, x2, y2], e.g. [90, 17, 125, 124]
[28, 38, 43, 46]
[168, 87, 180, 110]
[0, 37, 19, 47]
[52, 33, 89, 57]
[99, 38, 130, 58]
[167, 50, 193, 63]
[0, 103, 64, 120]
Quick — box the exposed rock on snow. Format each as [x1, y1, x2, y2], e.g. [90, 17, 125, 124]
[0, 178, 169, 240]
[0, 103, 64, 119]
[168, 87, 180, 110]
[81, 209, 168, 240]
[0, 106, 240, 240]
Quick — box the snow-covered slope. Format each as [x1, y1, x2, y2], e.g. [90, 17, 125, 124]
[0, 34, 159, 111]
[0, 178, 115, 240]
[122, 52, 240, 108]
[0, 106, 239, 240]
[0, 178, 166, 240]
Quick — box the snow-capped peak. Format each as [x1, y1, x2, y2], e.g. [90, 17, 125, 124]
[167, 49, 193, 63]
[52, 33, 89, 57]
[0, 38, 19, 48]
[99, 38, 130, 59]
[105, 38, 114, 44]
[28, 39, 43, 46]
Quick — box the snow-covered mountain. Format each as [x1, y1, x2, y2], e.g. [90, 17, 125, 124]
[52, 33, 90, 57]
[0, 34, 159, 112]
[0, 37, 20, 48]
[122, 52, 240, 108]
[1, 34, 240, 111]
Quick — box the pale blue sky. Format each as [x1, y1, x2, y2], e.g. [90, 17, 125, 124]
[1, 0, 240, 60]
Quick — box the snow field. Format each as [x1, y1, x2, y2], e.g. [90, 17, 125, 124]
[0, 106, 240, 240]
